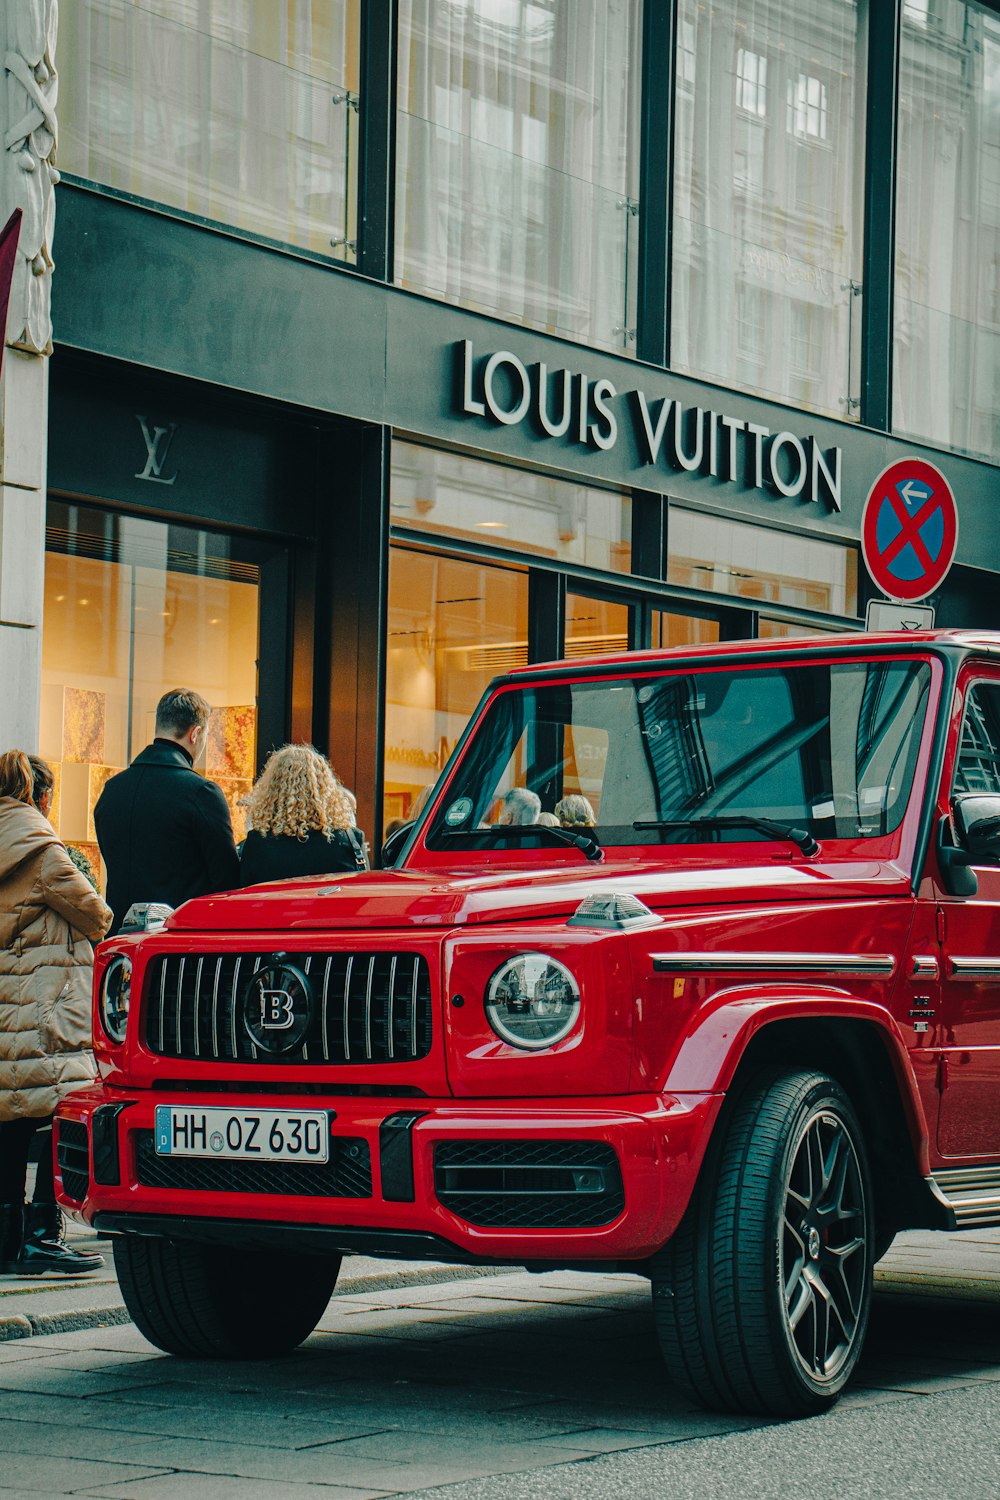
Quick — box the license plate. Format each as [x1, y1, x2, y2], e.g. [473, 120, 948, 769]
[154, 1106, 329, 1164]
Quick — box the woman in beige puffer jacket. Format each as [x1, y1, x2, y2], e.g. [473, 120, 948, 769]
[0, 749, 112, 1276]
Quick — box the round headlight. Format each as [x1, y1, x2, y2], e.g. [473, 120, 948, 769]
[100, 955, 132, 1044]
[485, 954, 581, 1051]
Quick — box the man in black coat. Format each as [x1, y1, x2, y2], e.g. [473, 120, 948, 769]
[95, 689, 241, 934]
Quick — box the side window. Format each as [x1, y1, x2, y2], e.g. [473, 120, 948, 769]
[955, 683, 1000, 795]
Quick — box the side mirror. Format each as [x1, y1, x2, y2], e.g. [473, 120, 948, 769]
[953, 793, 1000, 864]
[380, 822, 412, 869]
[936, 815, 979, 898]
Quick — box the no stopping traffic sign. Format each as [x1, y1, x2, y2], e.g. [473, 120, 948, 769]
[861, 458, 958, 603]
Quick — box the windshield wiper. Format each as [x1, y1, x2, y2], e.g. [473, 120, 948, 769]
[633, 816, 820, 857]
[439, 824, 604, 863]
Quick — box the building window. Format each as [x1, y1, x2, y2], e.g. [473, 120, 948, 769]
[789, 302, 823, 378]
[59, 1, 361, 263]
[41, 504, 269, 883]
[895, 3, 1000, 464]
[787, 73, 828, 140]
[391, 443, 631, 576]
[678, 19, 697, 94]
[736, 283, 765, 362]
[736, 49, 768, 116]
[672, 0, 866, 420]
[395, 0, 643, 352]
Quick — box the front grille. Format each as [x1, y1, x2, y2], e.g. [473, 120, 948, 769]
[135, 1131, 372, 1198]
[434, 1140, 625, 1229]
[57, 1119, 90, 1202]
[145, 952, 433, 1065]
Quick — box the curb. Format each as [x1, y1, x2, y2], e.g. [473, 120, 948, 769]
[0, 1261, 511, 1344]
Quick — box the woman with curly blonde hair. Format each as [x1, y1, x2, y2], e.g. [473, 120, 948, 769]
[238, 745, 368, 886]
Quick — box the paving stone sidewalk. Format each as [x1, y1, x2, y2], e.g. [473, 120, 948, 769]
[0, 1230, 998, 1498]
[4, 1224, 1000, 1343]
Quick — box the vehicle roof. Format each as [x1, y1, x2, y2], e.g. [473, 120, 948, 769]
[501, 628, 1000, 681]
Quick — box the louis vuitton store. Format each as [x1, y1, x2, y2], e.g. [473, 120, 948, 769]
[41, 0, 1000, 859]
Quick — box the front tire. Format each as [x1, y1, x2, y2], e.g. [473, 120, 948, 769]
[651, 1069, 872, 1417]
[115, 1236, 341, 1357]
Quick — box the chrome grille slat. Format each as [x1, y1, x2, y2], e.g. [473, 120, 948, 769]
[342, 955, 353, 1062]
[230, 957, 242, 1061]
[192, 957, 204, 1059]
[364, 957, 374, 1061]
[410, 958, 419, 1058]
[175, 957, 185, 1057]
[146, 951, 431, 1066]
[210, 957, 222, 1057]
[321, 957, 332, 1062]
[158, 961, 168, 1055]
[387, 955, 397, 1061]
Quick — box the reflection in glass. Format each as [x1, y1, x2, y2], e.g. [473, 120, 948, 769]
[672, 0, 866, 417]
[384, 547, 528, 831]
[59, 1, 360, 261]
[395, 0, 642, 350]
[391, 442, 631, 575]
[667, 508, 857, 618]
[41, 505, 265, 883]
[894, 1, 1000, 462]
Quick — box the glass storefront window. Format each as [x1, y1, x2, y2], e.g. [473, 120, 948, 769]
[651, 613, 720, 649]
[41, 504, 267, 884]
[565, 594, 628, 659]
[894, 1, 1000, 463]
[667, 508, 858, 618]
[60, 2, 360, 263]
[672, 0, 867, 418]
[384, 547, 528, 829]
[395, 0, 643, 351]
[391, 443, 631, 575]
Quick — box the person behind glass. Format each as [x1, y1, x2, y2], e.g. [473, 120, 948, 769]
[498, 787, 541, 825]
[555, 794, 596, 828]
[0, 751, 112, 1276]
[239, 744, 369, 885]
[94, 689, 240, 934]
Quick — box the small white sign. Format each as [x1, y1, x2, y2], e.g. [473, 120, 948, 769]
[866, 599, 936, 632]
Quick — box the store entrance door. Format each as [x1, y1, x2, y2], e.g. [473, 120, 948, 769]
[41, 501, 292, 884]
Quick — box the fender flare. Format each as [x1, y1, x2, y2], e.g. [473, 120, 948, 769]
[661, 985, 932, 1174]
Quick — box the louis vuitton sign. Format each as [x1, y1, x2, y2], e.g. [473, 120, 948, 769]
[456, 339, 842, 512]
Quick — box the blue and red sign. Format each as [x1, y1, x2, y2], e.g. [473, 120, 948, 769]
[861, 458, 958, 603]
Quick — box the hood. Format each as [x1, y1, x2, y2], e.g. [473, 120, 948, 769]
[0, 797, 56, 881]
[165, 854, 913, 934]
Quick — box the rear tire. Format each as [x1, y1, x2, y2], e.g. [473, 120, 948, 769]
[114, 1236, 341, 1357]
[651, 1069, 872, 1417]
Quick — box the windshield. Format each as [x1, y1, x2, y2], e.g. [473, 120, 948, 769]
[425, 657, 932, 850]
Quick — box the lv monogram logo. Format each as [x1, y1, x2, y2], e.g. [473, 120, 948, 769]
[135, 415, 179, 485]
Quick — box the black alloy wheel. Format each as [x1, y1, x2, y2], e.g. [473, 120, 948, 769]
[651, 1069, 873, 1417]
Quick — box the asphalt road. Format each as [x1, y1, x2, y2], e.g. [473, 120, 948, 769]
[0, 1232, 999, 1499]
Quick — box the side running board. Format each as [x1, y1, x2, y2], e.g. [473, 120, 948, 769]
[926, 1166, 1000, 1229]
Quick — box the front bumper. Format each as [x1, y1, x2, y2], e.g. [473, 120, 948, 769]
[54, 1086, 721, 1265]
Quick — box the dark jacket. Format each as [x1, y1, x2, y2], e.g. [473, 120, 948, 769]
[239, 827, 367, 887]
[94, 740, 240, 932]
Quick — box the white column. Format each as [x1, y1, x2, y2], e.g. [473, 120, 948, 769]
[0, 0, 57, 752]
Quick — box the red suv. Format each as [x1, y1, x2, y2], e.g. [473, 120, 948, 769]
[56, 631, 1000, 1416]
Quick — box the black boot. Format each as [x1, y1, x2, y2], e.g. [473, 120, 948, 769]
[0, 1201, 25, 1273]
[16, 1201, 104, 1276]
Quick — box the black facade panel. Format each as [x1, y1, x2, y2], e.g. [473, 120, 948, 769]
[54, 184, 1000, 588]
